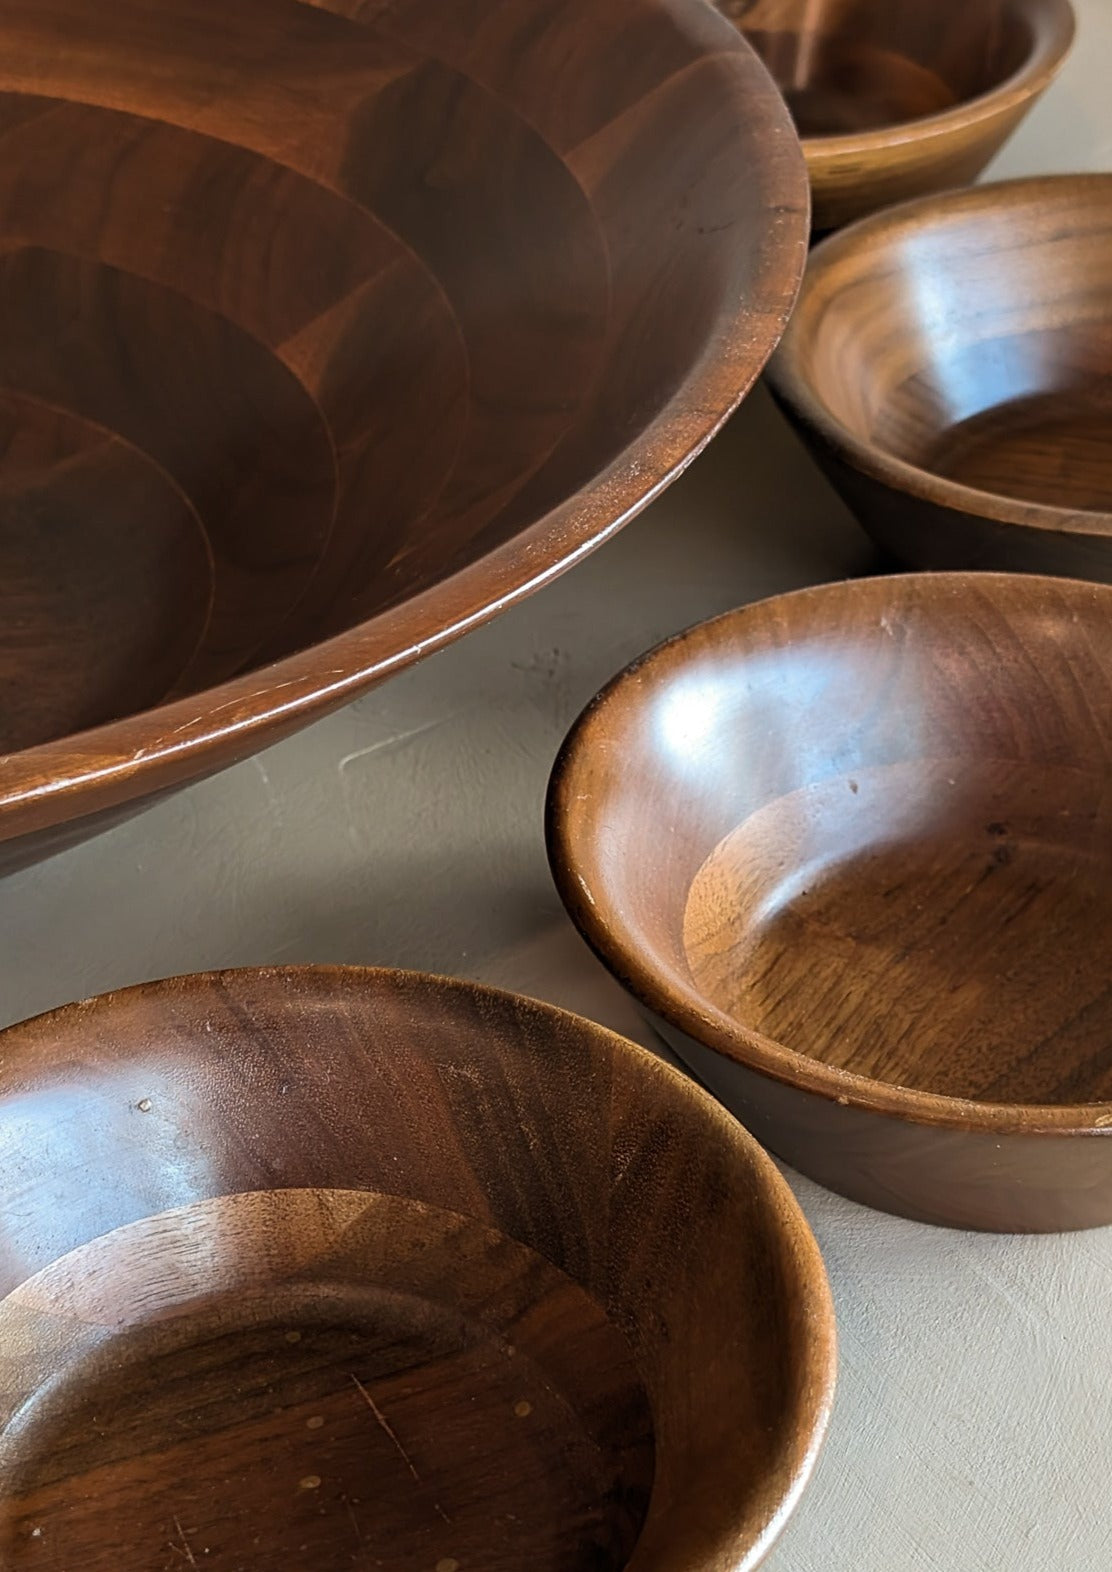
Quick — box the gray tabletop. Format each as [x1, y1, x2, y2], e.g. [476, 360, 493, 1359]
[4, 7, 1111, 1568]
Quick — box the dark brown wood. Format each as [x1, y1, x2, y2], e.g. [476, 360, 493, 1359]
[716, 0, 1073, 230]
[0, 966, 834, 1570]
[768, 175, 1112, 577]
[547, 572, 1112, 1231]
[0, 0, 808, 875]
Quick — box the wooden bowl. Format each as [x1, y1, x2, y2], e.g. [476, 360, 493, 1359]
[0, 0, 808, 875]
[768, 176, 1112, 577]
[716, 0, 1074, 230]
[0, 966, 834, 1570]
[548, 572, 1112, 1232]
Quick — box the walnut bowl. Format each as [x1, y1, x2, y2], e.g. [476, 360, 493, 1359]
[768, 176, 1112, 572]
[717, 0, 1074, 230]
[0, 0, 807, 874]
[0, 966, 835, 1570]
[548, 572, 1112, 1231]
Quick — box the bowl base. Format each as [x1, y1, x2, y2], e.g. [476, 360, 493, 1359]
[740, 30, 957, 136]
[685, 759, 1112, 1105]
[0, 1189, 653, 1571]
[925, 381, 1112, 513]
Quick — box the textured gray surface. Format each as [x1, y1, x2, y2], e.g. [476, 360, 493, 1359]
[3, 9, 1111, 1567]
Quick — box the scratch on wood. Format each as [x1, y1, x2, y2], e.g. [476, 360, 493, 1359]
[350, 1374, 420, 1482]
[344, 1495, 363, 1546]
[171, 1517, 198, 1568]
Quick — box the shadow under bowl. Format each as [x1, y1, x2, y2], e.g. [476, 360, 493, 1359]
[716, 0, 1074, 230]
[547, 572, 1112, 1231]
[0, 966, 834, 1571]
[768, 175, 1112, 576]
[0, 0, 808, 875]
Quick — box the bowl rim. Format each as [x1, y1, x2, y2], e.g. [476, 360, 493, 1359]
[786, 0, 1075, 160]
[0, 961, 837, 1572]
[766, 172, 1112, 540]
[0, 0, 810, 851]
[546, 569, 1112, 1139]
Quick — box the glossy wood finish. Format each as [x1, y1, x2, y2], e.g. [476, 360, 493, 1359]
[0, 966, 834, 1570]
[547, 573, 1112, 1231]
[0, 0, 808, 874]
[769, 176, 1112, 577]
[717, 0, 1073, 230]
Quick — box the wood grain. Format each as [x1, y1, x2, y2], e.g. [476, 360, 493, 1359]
[547, 572, 1112, 1231]
[0, 0, 808, 873]
[768, 175, 1112, 579]
[716, 0, 1074, 230]
[0, 966, 834, 1570]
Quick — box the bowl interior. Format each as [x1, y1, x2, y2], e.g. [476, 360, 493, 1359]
[1, 1190, 654, 1570]
[0, 969, 831, 1571]
[0, 0, 800, 757]
[718, 0, 1038, 137]
[551, 575, 1112, 1107]
[786, 181, 1112, 517]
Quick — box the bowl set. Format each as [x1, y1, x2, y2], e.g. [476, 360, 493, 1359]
[0, 0, 1105, 1565]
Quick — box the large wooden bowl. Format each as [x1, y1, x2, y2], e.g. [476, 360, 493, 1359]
[716, 0, 1074, 230]
[768, 176, 1112, 573]
[548, 572, 1112, 1232]
[0, 0, 808, 875]
[0, 966, 834, 1571]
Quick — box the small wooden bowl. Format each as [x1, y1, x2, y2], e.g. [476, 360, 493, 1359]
[768, 175, 1112, 577]
[0, 0, 808, 875]
[0, 967, 834, 1571]
[548, 572, 1112, 1232]
[716, 0, 1074, 230]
